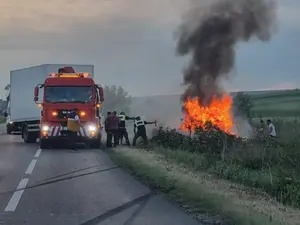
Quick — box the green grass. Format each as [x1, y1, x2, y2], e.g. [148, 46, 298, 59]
[148, 145, 300, 206]
[250, 89, 300, 100]
[109, 147, 293, 225]
[151, 125, 300, 209]
[252, 110, 300, 118]
[249, 89, 300, 117]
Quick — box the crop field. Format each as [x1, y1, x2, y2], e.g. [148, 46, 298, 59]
[247, 89, 300, 118]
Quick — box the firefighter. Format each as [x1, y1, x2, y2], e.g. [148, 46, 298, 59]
[118, 111, 134, 146]
[132, 116, 156, 146]
[67, 108, 82, 151]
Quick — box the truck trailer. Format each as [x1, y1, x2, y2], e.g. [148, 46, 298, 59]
[5, 64, 104, 148]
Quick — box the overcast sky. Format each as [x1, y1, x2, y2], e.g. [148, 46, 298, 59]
[0, 0, 299, 97]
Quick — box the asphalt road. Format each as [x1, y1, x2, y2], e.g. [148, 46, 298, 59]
[0, 124, 201, 225]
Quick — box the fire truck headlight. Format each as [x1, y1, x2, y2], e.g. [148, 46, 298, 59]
[88, 125, 96, 132]
[41, 125, 49, 131]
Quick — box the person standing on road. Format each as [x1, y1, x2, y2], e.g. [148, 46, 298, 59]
[132, 116, 156, 146]
[267, 119, 276, 138]
[112, 111, 120, 147]
[118, 112, 134, 146]
[67, 108, 82, 151]
[105, 111, 113, 148]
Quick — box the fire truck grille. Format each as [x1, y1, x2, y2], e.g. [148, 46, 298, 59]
[57, 109, 72, 119]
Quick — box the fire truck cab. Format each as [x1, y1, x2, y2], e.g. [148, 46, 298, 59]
[33, 67, 104, 149]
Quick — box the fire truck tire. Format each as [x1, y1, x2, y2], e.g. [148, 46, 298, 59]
[22, 126, 37, 143]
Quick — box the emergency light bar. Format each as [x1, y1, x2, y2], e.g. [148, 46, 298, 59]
[49, 72, 90, 78]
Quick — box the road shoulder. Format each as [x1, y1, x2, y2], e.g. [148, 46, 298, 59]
[109, 146, 300, 225]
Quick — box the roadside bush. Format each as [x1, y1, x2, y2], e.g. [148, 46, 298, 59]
[150, 123, 300, 208]
[152, 126, 281, 168]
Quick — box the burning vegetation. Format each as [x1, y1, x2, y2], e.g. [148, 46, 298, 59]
[176, 0, 277, 134]
[180, 94, 233, 134]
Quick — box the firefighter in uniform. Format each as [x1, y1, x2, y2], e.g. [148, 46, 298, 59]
[118, 112, 134, 146]
[132, 116, 156, 146]
[67, 108, 82, 151]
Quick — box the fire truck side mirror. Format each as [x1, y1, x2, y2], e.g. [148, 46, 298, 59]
[34, 86, 39, 102]
[97, 85, 104, 102]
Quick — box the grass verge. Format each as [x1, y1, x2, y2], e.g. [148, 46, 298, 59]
[109, 147, 300, 225]
[152, 127, 300, 208]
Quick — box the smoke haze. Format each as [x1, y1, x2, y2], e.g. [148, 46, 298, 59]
[176, 0, 278, 106]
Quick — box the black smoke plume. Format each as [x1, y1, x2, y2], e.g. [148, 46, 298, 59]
[176, 0, 277, 106]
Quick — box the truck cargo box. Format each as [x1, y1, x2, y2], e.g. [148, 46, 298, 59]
[10, 64, 94, 122]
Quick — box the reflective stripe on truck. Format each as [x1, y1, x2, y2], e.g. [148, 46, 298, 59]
[46, 126, 87, 137]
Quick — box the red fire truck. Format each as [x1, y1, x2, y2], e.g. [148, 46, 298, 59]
[33, 67, 104, 149]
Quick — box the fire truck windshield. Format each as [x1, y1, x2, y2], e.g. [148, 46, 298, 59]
[45, 86, 93, 103]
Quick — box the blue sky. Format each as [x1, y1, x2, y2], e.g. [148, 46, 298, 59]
[0, 0, 299, 97]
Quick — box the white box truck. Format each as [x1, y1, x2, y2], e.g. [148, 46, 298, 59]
[5, 64, 94, 142]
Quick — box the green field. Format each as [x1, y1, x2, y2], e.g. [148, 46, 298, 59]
[244, 89, 300, 118]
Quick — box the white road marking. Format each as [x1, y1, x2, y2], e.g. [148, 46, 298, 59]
[25, 159, 37, 175]
[4, 148, 42, 212]
[4, 179, 29, 212]
[34, 149, 42, 158]
[16, 178, 29, 190]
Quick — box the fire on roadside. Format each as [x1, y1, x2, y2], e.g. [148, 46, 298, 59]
[180, 94, 234, 134]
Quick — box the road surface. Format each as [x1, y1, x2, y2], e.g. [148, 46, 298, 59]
[0, 124, 201, 225]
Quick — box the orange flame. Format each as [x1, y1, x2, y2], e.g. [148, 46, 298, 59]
[180, 94, 233, 134]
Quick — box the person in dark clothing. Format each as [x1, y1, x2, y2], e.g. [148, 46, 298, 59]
[118, 111, 135, 146]
[112, 111, 120, 146]
[105, 111, 113, 148]
[132, 116, 156, 146]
